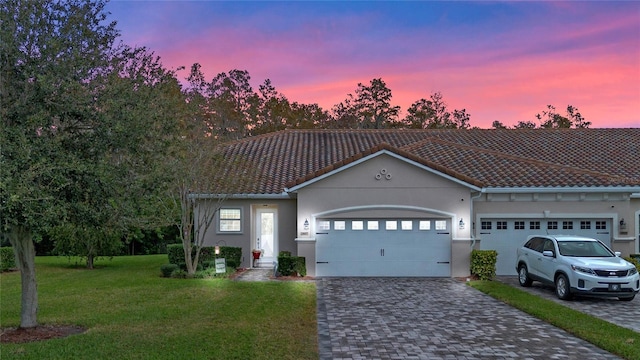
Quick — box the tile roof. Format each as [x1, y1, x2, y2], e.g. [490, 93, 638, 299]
[213, 128, 640, 194]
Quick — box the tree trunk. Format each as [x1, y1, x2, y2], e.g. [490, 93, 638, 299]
[87, 254, 94, 269]
[7, 225, 38, 328]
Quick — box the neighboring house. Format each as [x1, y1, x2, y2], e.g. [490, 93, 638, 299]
[195, 128, 640, 277]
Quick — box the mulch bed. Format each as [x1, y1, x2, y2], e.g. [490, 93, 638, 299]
[1, 324, 86, 344]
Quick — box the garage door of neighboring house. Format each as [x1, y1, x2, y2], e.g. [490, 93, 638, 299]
[315, 218, 451, 277]
[479, 218, 612, 275]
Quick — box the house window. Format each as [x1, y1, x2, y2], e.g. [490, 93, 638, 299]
[514, 221, 525, 230]
[547, 221, 558, 230]
[497, 221, 507, 230]
[367, 221, 379, 230]
[386, 221, 397, 230]
[219, 208, 242, 232]
[529, 221, 540, 230]
[595, 221, 607, 230]
[352, 221, 364, 230]
[334, 221, 345, 230]
[435, 220, 447, 230]
[481, 221, 492, 230]
[580, 221, 591, 230]
[401, 221, 413, 230]
[318, 221, 330, 231]
[562, 221, 573, 230]
[419, 221, 431, 230]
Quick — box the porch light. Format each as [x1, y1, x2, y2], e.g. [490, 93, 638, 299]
[620, 218, 627, 231]
[214, 246, 220, 255]
[304, 219, 309, 231]
[459, 218, 465, 229]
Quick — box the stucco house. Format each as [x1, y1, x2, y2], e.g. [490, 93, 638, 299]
[195, 128, 640, 277]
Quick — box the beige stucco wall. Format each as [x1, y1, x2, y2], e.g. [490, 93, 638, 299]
[293, 153, 475, 277]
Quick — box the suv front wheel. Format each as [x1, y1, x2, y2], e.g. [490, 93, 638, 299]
[555, 274, 572, 300]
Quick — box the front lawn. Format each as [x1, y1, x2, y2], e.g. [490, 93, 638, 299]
[0, 255, 317, 360]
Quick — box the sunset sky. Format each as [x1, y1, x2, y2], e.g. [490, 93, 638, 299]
[106, 1, 640, 129]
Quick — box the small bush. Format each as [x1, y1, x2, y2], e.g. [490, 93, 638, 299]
[167, 244, 242, 269]
[170, 269, 189, 279]
[471, 249, 498, 281]
[0, 247, 15, 272]
[167, 244, 183, 265]
[160, 263, 179, 277]
[218, 247, 242, 269]
[277, 253, 306, 277]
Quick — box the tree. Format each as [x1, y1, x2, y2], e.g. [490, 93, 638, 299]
[208, 69, 259, 140]
[513, 120, 537, 129]
[332, 78, 400, 129]
[491, 120, 508, 129]
[404, 92, 471, 129]
[536, 104, 591, 128]
[252, 79, 292, 136]
[1, 0, 180, 327]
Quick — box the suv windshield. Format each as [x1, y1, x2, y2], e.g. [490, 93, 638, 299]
[557, 240, 614, 257]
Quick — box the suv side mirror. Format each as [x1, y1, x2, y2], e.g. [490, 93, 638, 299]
[614, 251, 621, 257]
[543, 250, 555, 257]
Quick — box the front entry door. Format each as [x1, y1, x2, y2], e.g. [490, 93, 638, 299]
[255, 208, 277, 267]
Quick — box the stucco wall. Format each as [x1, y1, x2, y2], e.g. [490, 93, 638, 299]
[197, 198, 297, 268]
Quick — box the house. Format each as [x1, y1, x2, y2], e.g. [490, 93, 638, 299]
[195, 128, 640, 277]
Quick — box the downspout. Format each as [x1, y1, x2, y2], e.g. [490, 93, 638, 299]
[469, 190, 484, 249]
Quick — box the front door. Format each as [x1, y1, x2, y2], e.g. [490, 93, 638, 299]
[255, 208, 277, 267]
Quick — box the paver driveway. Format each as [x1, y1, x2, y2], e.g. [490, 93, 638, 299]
[317, 278, 620, 359]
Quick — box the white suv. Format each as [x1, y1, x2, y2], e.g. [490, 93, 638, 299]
[515, 235, 639, 301]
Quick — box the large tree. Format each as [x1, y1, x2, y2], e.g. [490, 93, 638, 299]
[536, 104, 591, 128]
[0, 0, 179, 327]
[333, 78, 400, 129]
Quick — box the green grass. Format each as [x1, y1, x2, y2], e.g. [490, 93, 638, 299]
[470, 280, 640, 360]
[1, 255, 317, 360]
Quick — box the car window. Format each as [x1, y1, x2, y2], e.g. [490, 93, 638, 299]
[543, 239, 555, 253]
[557, 241, 614, 257]
[525, 237, 545, 253]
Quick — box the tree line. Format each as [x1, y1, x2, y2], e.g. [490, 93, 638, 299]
[182, 67, 591, 140]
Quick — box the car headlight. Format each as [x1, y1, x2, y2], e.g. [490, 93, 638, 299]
[571, 264, 596, 275]
[629, 267, 638, 276]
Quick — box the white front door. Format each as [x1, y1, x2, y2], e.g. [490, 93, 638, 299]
[255, 208, 277, 267]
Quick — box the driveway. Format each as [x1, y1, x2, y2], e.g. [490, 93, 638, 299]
[317, 278, 621, 359]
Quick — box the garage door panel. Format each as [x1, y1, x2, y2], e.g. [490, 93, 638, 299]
[316, 218, 451, 277]
[480, 218, 612, 276]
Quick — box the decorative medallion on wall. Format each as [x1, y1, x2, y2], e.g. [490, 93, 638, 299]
[375, 168, 393, 180]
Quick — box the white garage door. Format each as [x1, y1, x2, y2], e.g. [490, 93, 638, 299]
[479, 218, 612, 275]
[315, 218, 451, 277]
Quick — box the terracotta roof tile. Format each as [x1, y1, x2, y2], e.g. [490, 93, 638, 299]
[213, 129, 640, 194]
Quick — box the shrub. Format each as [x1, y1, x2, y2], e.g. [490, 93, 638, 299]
[277, 253, 306, 277]
[170, 269, 189, 279]
[167, 244, 242, 269]
[471, 249, 498, 280]
[160, 263, 179, 277]
[0, 247, 15, 272]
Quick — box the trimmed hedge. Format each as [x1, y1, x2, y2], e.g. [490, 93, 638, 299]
[1, 247, 15, 272]
[471, 249, 498, 281]
[160, 263, 179, 277]
[277, 252, 306, 277]
[167, 244, 242, 269]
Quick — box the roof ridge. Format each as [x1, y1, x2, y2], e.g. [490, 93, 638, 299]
[402, 136, 634, 182]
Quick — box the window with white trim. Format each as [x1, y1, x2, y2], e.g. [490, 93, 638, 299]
[352, 221, 364, 230]
[219, 208, 242, 232]
[514, 221, 525, 230]
[562, 221, 573, 230]
[596, 221, 607, 230]
[367, 221, 379, 230]
[497, 221, 507, 230]
[435, 220, 447, 230]
[530, 221, 540, 230]
[386, 221, 397, 230]
[401, 221, 413, 230]
[419, 221, 431, 230]
[481, 221, 492, 230]
[580, 221, 591, 230]
[547, 221, 558, 230]
[334, 221, 345, 230]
